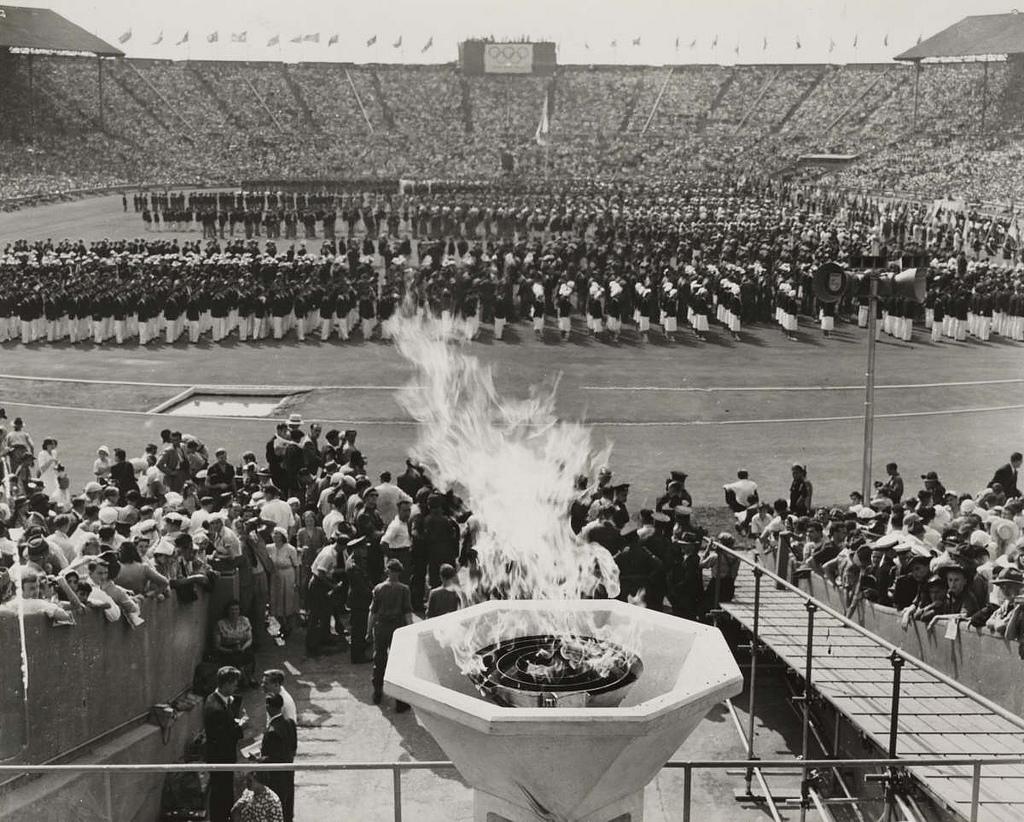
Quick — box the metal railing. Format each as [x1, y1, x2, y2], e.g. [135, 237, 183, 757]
[0, 755, 1014, 822]
[703, 539, 1024, 822]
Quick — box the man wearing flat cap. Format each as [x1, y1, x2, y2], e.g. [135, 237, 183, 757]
[368, 559, 413, 709]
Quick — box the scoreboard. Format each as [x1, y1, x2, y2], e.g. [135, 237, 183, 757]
[459, 40, 557, 76]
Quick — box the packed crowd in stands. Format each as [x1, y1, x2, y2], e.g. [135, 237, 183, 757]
[3, 54, 1024, 203]
[2, 406, 1022, 658]
[747, 455, 1024, 635]
[2, 178, 1024, 347]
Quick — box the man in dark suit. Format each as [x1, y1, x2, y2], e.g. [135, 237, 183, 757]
[990, 452, 1022, 499]
[259, 693, 297, 822]
[203, 666, 246, 822]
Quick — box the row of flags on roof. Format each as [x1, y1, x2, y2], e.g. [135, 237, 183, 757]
[117, 29, 435, 50]
[579, 32, 922, 53]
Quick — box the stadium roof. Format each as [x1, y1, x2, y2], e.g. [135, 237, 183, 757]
[0, 5, 123, 56]
[896, 13, 1024, 61]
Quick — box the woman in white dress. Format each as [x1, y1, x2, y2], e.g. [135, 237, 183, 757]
[36, 438, 60, 499]
[268, 527, 299, 637]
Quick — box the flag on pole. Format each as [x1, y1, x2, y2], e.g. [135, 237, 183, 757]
[674, 36, 679, 50]
[393, 35, 402, 48]
[688, 38, 696, 49]
[584, 41, 590, 50]
[152, 31, 163, 45]
[366, 34, 377, 46]
[632, 36, 641, 46]
[231, 31, 247, 43]
[267, 34, 279, 47]
[795, 36, 801, 50]
[853, 33, 858, 48]
[610, 39, 617, 48]
[734, 41, 740, 56]
[829, 37, 835, 53]
[535, 91, 550, 146]
[303, 33, 319, 43]
[421, 36, 433, 52]
[711, 34, 718, 48]
[884, 33, 889, 46]
[328, 34, 339, 45]
[762, 36, 767, 51]
[176, 31, 189, 45]
[207, 31, 219, 43]
[118, 29, 132, 44]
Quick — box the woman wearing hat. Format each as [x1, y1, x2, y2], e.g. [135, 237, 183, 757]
[985, 566, 1024, 636]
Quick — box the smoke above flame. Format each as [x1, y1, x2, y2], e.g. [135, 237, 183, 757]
[391, 308, 639, 676]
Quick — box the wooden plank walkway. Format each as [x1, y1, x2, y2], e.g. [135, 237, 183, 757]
[721, 564, 1024, 822]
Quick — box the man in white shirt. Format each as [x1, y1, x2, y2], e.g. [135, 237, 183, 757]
[45, 514, 77, 566]
[723, 469, 760, 534]
[260, 669, 298, 723]
[374, 471, 412, 524]
[322, 491, 347, 540]
[259, 484, 294, 531]
[381, 499, 414, 564]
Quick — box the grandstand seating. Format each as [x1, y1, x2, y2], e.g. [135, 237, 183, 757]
[3, 54, 1024, 203]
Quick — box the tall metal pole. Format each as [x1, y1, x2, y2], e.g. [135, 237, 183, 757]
[982, 61, 989, 133]
[744, 567, 762, 794]
[912, 62, 920, 132]
[861, 273, 878, 501]
[97, 57, 104, 130]
[798, 602, 817, 822]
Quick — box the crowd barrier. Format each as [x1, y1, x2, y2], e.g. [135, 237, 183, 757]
[0, 573, 237, 765]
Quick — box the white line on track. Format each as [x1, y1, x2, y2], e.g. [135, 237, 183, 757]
[2, 399, 1022, 428]
[581, 379, 1024, 393]
[1, 372, 1019, 394]
[0, 373, 411, 390]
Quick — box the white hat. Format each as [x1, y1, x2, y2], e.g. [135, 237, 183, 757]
[287, 413, 303, 427]
[98, 507, 119, 525]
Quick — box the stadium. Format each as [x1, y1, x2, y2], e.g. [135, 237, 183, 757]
[2, 2, 1024, 822]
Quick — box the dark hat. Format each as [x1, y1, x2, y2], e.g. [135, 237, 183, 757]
[670, 471, 688, 482]
[993, 566, 1024, 587]
[936, 560, 969, 578]
[613, 483, 630, 494]
[386, 558, 404, 573]
[921, 471, 940, 481]
[905, 554, 931, 569]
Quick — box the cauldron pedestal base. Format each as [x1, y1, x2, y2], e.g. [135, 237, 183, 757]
[474, 788, 643, 822]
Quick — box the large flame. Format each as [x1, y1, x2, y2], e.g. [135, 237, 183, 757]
[391, 308, 637, 677]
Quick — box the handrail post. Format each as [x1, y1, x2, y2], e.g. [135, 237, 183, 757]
[682, 763, 692, 822]
[798, 601, 817, 822]
[884, 651, 905, 821]
[969, 761, 982, 822]
[744, 565, 763, 794]
[392, 764, 403, 822]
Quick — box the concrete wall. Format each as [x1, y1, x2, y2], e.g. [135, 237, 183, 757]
[800, 573, 1024, 717]
[0, 573, 237, 765]
[0, 699, 204, 822]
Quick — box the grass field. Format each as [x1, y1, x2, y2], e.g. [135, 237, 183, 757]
[2, 194, 1023, 508]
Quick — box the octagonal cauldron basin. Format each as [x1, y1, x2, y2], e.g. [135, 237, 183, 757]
[384, 599, 743, 822]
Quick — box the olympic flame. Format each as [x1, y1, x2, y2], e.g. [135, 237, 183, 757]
[391, 308, 638, 677]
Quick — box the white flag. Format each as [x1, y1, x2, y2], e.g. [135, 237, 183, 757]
[535, 92, 550, 146]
